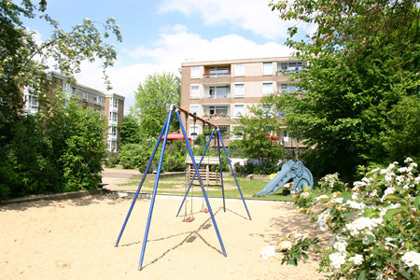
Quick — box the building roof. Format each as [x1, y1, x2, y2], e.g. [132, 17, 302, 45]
[181, 56, 301, 67]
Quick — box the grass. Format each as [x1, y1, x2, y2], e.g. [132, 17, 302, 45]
[117, 175, 296, 201]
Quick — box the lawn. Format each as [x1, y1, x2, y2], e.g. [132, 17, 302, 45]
[117, 175, 297, 201]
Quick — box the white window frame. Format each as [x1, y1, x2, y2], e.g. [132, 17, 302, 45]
[189, 104, 199, 116]
[234, 83, 245, 98]
[263, 62, 273, 76]
[189, 125, 199, 139]
[208, 85, 230, 99]
[234, 104, 244, 119]
[232, 125, 244, 140]
[190, 66, 200, 79]
[235, 63, 244, 77]
[190, 85, 200, 99]
[82, 91, 88, 101]
[262, 82, 273, 96]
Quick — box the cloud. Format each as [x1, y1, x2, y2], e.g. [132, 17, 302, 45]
[76, 24, 292, 114]
[158, 0, 299, 40]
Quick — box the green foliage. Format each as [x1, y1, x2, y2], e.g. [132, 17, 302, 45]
[0, 0, 121, 200]
[269, 0, 420, 180]
[275, 158, 420, 279]
[0, 93, 107, 200]
[119, 114, 141, 145]
[382, 95, 420, 163]
[234, 104, 284, 174]
[118, 143, 153, 170]
[133, 73, 180, 139]
[44, 97, 107, 192]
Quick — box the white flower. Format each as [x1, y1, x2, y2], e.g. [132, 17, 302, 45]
[404, 157, 414, 163]
[346, 200, 366, 211]
[315, 194, 329, 202]
[346, 217, 381, 236]
[300, 191, 310, 198]
[279, 240, 293, 250]
[333, 240, 347, 253]
[260, 245, 276, 259]
[369, 189, 378, 198]
[381, 187, 396, 202]
[352, 192, 360, 200]
[401, 251, 420, 267]
[398, 167, 408, 173]
[349, 254, 363, 265]
[329, 252, 346, 269]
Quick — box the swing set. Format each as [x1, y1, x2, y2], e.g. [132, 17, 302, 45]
[114, 105, 251, 271]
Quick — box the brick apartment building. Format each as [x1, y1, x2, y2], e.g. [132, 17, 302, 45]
[23, 72, 125, 153]
[180, 57, 306, 150]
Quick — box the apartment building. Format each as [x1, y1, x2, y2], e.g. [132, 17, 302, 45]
[23, 72, 125, 153]
[180, 57, 306, 147]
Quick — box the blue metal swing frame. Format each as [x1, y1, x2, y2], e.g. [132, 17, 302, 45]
[114, 105, 251, 270]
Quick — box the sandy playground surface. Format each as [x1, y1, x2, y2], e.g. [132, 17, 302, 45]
[0, 193, 328, 280]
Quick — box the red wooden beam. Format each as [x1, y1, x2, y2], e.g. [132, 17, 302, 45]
[176, 106, 218, 129]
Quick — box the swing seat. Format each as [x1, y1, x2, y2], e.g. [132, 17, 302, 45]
[182, 217, 195, 223]
[200, 208, 209, 213]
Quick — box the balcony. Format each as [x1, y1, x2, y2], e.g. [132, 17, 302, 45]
[202, 113, 229, 120]
[277, 61, 307, 75]
[203, 72, 231, 78]
[204, 85, 230, 99]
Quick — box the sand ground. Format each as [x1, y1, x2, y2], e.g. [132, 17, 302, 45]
[0, 192, 328, 280]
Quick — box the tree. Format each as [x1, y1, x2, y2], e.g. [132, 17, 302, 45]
[0, 0, 121, 122]
[269, 0, 420, 180]
[234, 103, 284, 174]
[133, 72, 180, 139]
[0, 0, 121, 199]
[119, 114, 141, 145]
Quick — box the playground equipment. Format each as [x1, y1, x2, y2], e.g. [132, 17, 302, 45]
[115, 105, 251, 271]
[254, 160, 313, 196]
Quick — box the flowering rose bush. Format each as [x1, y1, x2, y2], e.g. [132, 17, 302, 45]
[271, 158, 420, 280]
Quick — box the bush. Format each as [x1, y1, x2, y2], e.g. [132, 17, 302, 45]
[0, 94, 107, 201]
[271, 158, 420, 280]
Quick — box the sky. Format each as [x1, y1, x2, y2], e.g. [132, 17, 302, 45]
[24, 0, 313, 114]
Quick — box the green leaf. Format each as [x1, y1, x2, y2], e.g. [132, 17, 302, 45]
[358, 270, 366, 280]
[386, 258, 399, 265]
[384, 208, 403, 220]
[414, 196, 420, 211]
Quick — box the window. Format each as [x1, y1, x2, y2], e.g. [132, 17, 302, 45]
[218, 125, 230, 139]
[281, 61, 304, 71]
[234, 104, 244, 119]
[108, 140, 117, 152]
[205, 105, 229, 117]
[209, 66, 229, 77]
[190, 85, 200, 99]
[189, 105, 199, 116]
[109, 126, 117, 136]
[93, 95, 103, 105]
[207, 85, 230, 98]
[262, 83, 273, 96]
[82, 91, 88, 101]
[109, 112, 118, 122]
[112, 98, 118, 108]
[263, 62, 272, 75]
[235, 64, 244, 76]
[190, 66, 200, 79]
[234, 84, 244, 98]
[189, 125, 199, 140]
[232, 125, 244, 140]
[280, 83, 301, 93]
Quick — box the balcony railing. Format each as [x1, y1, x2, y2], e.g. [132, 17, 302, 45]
[203, 93, 230, 99]
[203, 73, 231, 78]
[202, 114, 229, 120]
[276, 68, 306, 75]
